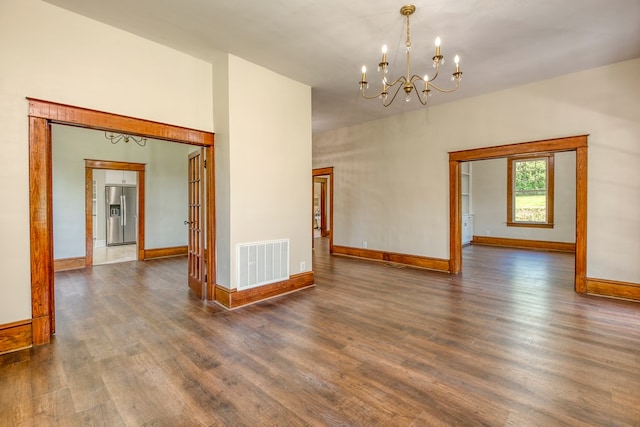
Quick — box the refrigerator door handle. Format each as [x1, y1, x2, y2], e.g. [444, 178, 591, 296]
[122, 194, 126, 226]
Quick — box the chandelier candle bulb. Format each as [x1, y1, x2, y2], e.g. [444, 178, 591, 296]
[454, 55, 460, 72]
[361, 65, 367, 82]
[435, 36, 441, 56]
[379, 44, 389, 73]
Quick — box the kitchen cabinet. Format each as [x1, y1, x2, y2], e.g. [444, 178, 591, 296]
[462, 214, 473, 245]
[105, 170, 137, 185]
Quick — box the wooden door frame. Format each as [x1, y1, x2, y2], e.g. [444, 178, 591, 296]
[314, 177, 328, 237]
[448, 135, 588, 292]
[85, 160, 146, 266]
[28, 98, 215, 346]
[312, 167, 334, 253]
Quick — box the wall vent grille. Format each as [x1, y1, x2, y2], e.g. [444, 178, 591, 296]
[236, 239, 289, 290]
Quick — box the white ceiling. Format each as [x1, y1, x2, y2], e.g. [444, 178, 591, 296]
[43, 0, 640, 133]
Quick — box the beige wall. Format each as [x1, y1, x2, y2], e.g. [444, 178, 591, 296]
[211, 52, 232, 287]
[472, 153, 576, 242]
[222, 55, 312, 288]
[213, 52, 313, 288]
[313, 58, 640, 284]
[0, 0, 213, 324]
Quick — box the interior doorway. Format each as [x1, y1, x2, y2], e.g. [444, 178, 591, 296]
[448, 135, 588, 292]
[85, 161, 146, 266]
[312, 167, 334, 252]
[313, 177, 328, 238]
[28, 98, 215, 346]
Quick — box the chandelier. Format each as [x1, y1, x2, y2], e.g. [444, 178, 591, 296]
[359, 4, 463, 106]
[104, 132, 147, 147]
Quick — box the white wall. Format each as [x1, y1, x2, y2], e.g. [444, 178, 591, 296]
[472, 153, 576, 242]
[0, 0, 213, 325]
[52, 125, 190, 258]
[313, 58, 640, 284]
[221, 55, 312, 289]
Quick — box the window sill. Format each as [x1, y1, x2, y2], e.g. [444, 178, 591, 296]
[506, 222, 554, 229]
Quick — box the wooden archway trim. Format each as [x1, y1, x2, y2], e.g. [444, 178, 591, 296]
[28, 98, 215, 346]
[28, 98, 213, 146]
[448, 135, 588, 292]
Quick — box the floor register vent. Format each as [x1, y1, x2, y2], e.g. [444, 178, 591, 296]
[237, 239, 289, 290]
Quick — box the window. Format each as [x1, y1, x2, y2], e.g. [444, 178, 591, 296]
[507, 154, 554, 227]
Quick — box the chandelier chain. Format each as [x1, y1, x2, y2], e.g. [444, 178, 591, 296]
[406, 13, 411, 49]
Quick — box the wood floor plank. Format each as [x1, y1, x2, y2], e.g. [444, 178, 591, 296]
[1, 241, 639, 425]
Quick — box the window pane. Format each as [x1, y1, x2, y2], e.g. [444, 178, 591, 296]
[514, 193, 546, 222]
[514, 159, 547, 222]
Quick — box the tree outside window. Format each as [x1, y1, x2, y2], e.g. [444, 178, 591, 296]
[507, 154, 554, 228]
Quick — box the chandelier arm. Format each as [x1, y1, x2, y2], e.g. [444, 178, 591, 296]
[105, 132, 124, 144]
[360, 90, 384, 100]
[382, 84, 405, 107]
[104, 131, 146, 146]
[131, 136, 146, 146]
[360, 73, 407, 100]
[427, 79, 461, 93]
[414, 87, 429, 106]
[384, 75, 408, 88]
[429, 63, 442, 82]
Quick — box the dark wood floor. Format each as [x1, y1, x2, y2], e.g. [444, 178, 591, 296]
[1, 240, 639, 426]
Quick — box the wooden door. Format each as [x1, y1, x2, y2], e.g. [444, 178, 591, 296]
[187, 149, 205, 299]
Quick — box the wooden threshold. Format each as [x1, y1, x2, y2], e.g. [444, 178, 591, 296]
[214, 272, 315, 309]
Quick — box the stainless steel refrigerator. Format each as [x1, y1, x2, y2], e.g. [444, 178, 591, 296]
[105, 185, 137, 246]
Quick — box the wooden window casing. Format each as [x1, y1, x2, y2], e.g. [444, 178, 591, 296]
[507, 154, 555, 228]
